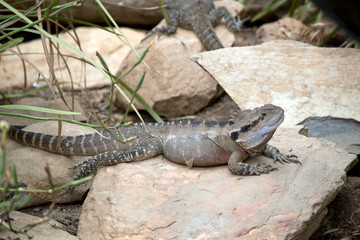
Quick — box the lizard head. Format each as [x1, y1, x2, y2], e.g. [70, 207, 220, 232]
[228, 104, 285, 154]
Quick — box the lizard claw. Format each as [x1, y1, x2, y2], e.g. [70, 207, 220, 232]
[273, 154, 301, 165]
[265, 145, 301, 165]
[233, 15, 250, 32]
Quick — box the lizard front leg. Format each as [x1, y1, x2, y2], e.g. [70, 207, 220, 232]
[208, 6, 244, 32]
[263, 144, 301, 165]
[143, 10, 179, 42]
[65, 137, 163, 193]
[228, 150, 277, 175]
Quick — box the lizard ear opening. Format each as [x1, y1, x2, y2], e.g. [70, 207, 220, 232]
[229, 108, 250, 123]
[229, 109, 242, 121]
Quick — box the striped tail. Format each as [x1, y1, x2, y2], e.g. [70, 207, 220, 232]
[7, 127, 127, 156]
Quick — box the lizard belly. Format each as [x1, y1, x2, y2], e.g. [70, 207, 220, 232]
[162, 136, 230, 167]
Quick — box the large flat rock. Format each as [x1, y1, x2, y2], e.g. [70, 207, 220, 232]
[191, 40, 360, 126]
[77, 127, 357, 239]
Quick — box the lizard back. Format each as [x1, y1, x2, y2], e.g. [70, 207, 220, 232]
[7, 120, 231, 156]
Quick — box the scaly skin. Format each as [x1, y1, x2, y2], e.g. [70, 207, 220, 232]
[146, 0, 245, 50]
[8, 104, 301, 193]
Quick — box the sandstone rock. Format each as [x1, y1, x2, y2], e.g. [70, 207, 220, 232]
[192, 40, 360, 126]
[2, 97, 88, 205]
[255, 17, 333, 46]
[2, 97, 89, 205]
[114, 1, 243, 118]
[77, 127, 357, 239]
[255, 17, 311, 44]
[214, 0, 244, 16]
[5, 122, 93, 206]
[6, 0, 162, 27]
[0, 210, 79, 240]
[0, 27, 145, 90]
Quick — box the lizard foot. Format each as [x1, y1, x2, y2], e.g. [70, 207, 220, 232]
[251, 163, 278, 175]
[273, 153, 301, 165]
[233, 15, 250, 31]
[229, 162, 277, 175]
[264, 145, 301, 165]
[69, 159, 89, 169]
[62, 186, 74, 195]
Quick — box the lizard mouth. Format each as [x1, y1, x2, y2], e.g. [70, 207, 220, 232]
[258, 106, 285, 132]
[235, 104, 285, 153]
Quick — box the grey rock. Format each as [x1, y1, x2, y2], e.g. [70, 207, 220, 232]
[191, 40, 360, 126]
[298, 116, 360, 155]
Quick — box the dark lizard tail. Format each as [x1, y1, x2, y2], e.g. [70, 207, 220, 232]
[7, 126, 115, 156]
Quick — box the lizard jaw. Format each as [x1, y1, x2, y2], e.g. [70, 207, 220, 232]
[230, 104, 285, 154]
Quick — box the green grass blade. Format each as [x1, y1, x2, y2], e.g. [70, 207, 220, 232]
[251, 0, 287, 22]
[12, 165, 18, 187]
[114, 75, 163, 123]
[14, 195, 32, 210]
[0, 37, 23, 52]
[0, 105, 81, 115]
[289, 0, 302, 17]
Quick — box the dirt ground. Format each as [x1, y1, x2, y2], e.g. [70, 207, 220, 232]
[310, 176, 360, 240]
[15, 88, 360, 239]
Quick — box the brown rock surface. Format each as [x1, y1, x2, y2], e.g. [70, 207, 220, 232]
[1, 96, 86, 126]
[192, 40, 360, 126]
[0, 210, 79, 240]
[0, 27, 145, 90]
[255, 17, 311, 44]
[254, 17, 334, 46]
[77, 127, 357, 239]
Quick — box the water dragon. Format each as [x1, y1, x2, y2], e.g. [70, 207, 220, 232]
[8, 104, 300, 192]
[147, 0, 245, 50]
